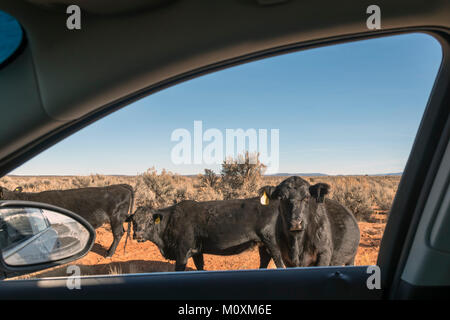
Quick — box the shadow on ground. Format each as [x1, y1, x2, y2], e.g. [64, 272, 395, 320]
[23, 260, 196, 279]
[90, 243, 109, 257]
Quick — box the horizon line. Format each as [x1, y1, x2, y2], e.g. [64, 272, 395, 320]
[5, 172, 403, 177]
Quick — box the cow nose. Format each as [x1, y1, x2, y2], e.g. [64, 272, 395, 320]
[134, 231, 145, 241]
[289, 220, 303, 232]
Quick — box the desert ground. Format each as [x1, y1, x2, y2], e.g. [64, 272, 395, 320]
[0, 170, 398, 279]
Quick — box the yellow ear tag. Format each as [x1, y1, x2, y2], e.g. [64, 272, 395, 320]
[155, 217, 161, 224]
[260, 191, 269, 206]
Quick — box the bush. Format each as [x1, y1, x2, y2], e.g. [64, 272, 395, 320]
[370, 177, 398, 212]
[220, 152, 266, 199]
[135, 168, 175, 208]
[72, 176, 91, 188]
[328, 177, 373, 221]
[199, 169, 220, 189]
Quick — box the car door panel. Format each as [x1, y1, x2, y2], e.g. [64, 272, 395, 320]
[0, 266, 381, 300]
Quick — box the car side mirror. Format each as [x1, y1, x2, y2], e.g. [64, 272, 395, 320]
[0, 200, 95, 279]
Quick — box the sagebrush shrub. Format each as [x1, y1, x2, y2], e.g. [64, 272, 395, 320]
[220, 152, 266, 199]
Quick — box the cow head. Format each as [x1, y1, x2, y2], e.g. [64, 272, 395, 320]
[272, 177, 330, 231]
[0, 186, 23, 200]
[272, 176, 312, 232]
[125, 206, 165, 243]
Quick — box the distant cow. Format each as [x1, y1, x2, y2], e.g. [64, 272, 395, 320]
[0, 184, 134, 257]
[126, 198, 287, 271]
[261, 176, 360, 267]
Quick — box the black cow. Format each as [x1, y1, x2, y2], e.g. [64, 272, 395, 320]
[126, 198, 287, 271]
[0, 184, 135, 257]
[260, 176, 360, 267]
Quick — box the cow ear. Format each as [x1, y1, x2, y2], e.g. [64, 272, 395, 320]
[153, 214, 162, 224]
[258, 186, 275, 198]
[309, 183, 330, 203]
[14, 186, 23, 193]
[270, 186, 285, 200]
[258, 186, 276, 205]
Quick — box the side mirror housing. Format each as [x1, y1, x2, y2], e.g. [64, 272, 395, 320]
[0, 200, 95, 279]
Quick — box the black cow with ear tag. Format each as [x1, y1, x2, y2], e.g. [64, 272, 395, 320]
[126, 198, 287, 271]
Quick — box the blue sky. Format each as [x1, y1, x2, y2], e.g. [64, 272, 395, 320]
[11, 33, 442, 176]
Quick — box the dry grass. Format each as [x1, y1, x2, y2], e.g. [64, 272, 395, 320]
[1, 173, 399, 221]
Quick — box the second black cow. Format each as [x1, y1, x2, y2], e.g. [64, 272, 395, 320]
[127, 198, 287, 271]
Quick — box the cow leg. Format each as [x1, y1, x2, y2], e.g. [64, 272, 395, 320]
[266, 245, 285, 269]
[260, 235, 285, 269]
[175, 262, 187, 271]
[315, 248, 332, 266]
[258, 246, 272, 269]
[175, 247, 190, 271]
[290, 236, 302, 267]
[192, 253, 205, 271]
[345, 255, 356, 266]
[106, 218, 125, 257]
